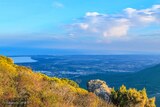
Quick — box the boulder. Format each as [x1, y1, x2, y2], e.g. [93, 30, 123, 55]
[87, 79, 111, 102]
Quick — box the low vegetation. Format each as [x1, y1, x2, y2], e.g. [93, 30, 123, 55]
[111, 85, 156, 107]
[0, 56, 113, 107]
[0, 56, 156, 107]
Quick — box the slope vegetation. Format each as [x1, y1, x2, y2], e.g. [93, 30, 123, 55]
[0, 56, 111, 107]
[0, 56, 156, 107]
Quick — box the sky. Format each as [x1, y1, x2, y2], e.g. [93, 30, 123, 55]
[0, 0, 160, 55]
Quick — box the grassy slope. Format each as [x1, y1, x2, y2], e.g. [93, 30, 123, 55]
[0, 56, 113, 107]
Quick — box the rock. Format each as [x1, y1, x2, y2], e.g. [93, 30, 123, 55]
[87, 79, 111, 102]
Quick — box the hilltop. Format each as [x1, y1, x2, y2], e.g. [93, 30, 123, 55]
[0, 56, 111, 107]
[0, 56, 156, 107]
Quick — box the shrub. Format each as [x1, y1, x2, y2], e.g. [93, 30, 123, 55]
[111, 85, 156, 107]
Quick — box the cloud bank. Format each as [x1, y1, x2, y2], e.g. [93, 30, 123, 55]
[67, 5, 160, 41]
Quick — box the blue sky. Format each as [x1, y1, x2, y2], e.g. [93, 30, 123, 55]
[0, 0, 160, 55]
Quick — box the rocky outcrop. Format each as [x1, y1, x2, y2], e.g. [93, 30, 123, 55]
[87, 79, 111, 102]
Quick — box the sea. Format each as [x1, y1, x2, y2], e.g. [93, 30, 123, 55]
[10, 55, 160, 106]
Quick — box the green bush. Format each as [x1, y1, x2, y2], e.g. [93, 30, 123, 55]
[111, 85, 156, 107]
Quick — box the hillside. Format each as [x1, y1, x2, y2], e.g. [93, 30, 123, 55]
[136, 64, 160, 84]
[0, 56, 111, 107]
[134, 64, 160, 106]
[0, 56, 156, 107]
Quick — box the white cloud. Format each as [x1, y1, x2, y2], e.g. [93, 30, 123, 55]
[67, 4, 160, 41]
[125, 5, 160, 24]
[103, 18, 130, 38]
[138, 15, 156, 23]
[79, 23, 89, 30]
[103, 25, 129, 38]
[124, 8, 137, 17]
[86, 12, 100, 17]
